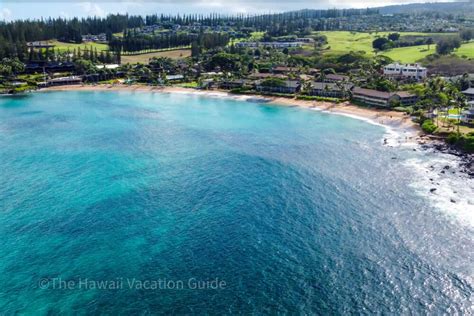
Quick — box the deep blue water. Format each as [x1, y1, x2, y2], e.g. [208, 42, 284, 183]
[0, 91, 472, 314]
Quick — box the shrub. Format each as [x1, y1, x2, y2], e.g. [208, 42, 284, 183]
[11, 85, 33, 94]
[461, 134, 474, 152]
[393, 106, 412, 114]
[446, 132, 460, 144]
[230, 87, 250, 94]
[372, 37, 391, 51]
[445, 132, 474, 153]
[296, 95, 341, 103]
[421, 119, 437, 134]
[257, 91, 294, 98]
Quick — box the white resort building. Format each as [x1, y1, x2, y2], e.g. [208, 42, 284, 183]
[383, 63, 427, 80]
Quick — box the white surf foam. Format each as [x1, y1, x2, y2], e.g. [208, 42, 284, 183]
[402, 150, 474, 227]
[309, 107, 473, 227]
[313, 108, 418, 148]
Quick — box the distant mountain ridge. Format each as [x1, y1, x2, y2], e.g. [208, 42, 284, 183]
[376, 1, 474, 15]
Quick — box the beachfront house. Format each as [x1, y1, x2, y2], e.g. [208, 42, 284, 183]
[462, 88, 474, 101]
[166, 74, 185, 82]
[218, 79, 248, 90]
[38, 76, 83, 88]
[310, 82, 354, 98]
[461, 101, 474, 125]
[383, 63, 427, 80]
[352, 87, 418, 107]
[256, 80, 300, 94]
[199, 79, 215, 90]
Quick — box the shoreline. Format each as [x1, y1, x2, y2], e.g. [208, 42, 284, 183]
[40, 84, 421, 140]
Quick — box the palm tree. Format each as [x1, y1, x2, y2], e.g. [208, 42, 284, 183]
[323, 83, 332, 97]
[318, 69, 326, 82]
[301, 79, 312, 96]
[425, 77, 447, 127]
[454, 92, 467, 134]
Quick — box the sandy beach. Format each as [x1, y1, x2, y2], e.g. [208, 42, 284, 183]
[41, 84, 421, 138]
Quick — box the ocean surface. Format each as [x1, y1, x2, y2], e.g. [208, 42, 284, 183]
[0, 91, 472, 314]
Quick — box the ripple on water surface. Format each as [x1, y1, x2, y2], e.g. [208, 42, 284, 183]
[0, 91, 472, 314]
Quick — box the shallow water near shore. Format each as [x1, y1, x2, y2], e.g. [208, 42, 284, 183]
[0, 91, 472, 314]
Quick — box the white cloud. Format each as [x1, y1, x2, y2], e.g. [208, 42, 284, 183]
[0, 8, 12, 21]
[77, 2, 106, 17]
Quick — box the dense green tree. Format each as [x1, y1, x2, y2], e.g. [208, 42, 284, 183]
[459, 28, 474, 42]
[436, 36, 462, 55]
[191, 41, 201, 58]
[0, 58, 25, 77]
[455, 73, 471, 91]
[74, 59, 96, 74]
[208, 53, 241, 72]
[260, 77, 286, 87]
[387, 33, 400, 41]
[372, 37, 391, 51]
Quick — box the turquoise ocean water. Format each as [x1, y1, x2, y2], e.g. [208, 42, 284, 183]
[0, 91, 472, 314]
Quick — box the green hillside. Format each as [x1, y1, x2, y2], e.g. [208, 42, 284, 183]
[318, 31, 473, 63]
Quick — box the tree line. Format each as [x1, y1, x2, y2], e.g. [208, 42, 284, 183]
[26, 47, 119, 64]
[110, 31, 230, 53]
[0, 8, 380, 60]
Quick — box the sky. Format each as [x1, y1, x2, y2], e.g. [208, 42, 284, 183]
[0, 0, 456, 21]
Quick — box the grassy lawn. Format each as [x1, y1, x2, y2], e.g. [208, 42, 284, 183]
[318, 31, 472, 63]
[455, 41, 474, 58]
[177, 81, 198, 88]
[437, 119, 474, 135]
[319, 31, 379, 55]
[381, 45, 436, 63]
[436, 107, 474, 135]
[249, 31, 265, 41]
[121, 49, 191, 64]
[47, 40, 109, 52]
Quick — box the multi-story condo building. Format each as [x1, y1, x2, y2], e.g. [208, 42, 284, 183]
[383, 63, 427, 80]
[352, 87, 418, 107]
